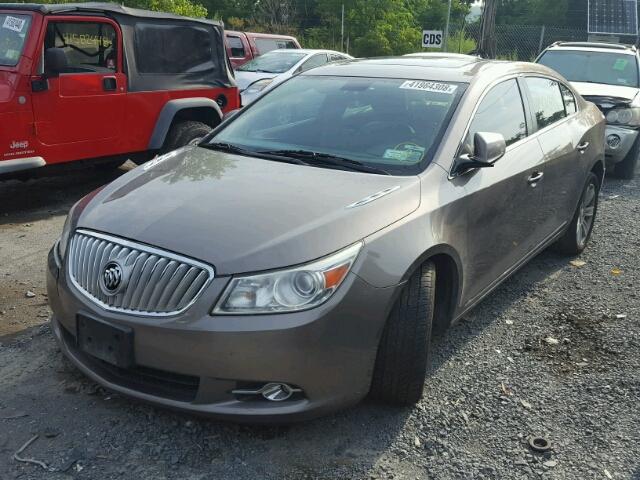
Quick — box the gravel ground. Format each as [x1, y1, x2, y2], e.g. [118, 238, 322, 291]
[0, 168, 639, 480]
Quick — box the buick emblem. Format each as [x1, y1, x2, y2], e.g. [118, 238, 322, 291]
[100, 261, 125, 296]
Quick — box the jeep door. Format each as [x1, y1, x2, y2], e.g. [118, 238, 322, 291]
[454, 78, 549, 304]
[30, 17, 126, 162]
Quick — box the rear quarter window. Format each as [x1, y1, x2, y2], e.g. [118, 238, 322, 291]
[254, 38, 296, 54]
[134, 23, 219, 74]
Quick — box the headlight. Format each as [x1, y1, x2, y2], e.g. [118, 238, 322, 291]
[606, 107, 640, 126]
[213, 242, 362, 314]
[244, 78, 274, 95]
[57, 211, 73, 260]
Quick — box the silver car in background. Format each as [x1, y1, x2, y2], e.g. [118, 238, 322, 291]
[47, 57, 604, 421]
[234, 48, 352, 105]
[537, 41, 640, 178]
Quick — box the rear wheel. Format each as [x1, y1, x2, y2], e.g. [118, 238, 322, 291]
[369, 261, 436, 405]
[161, 120, 212, 154]
[554, 172, 600, 255]
[614, 136, 639, 179]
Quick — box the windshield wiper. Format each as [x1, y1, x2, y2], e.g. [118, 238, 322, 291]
[202, 142, 309, 165]
[260, 150, 390, 175]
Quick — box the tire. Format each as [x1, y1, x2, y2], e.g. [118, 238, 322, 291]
[161, 120, 212, 154]
[369, 261, 436, 405]
[554, 172, 600, 256]
[613, 136, 639, 179]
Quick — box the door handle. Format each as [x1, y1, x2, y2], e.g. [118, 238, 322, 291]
[577, 141, 590, 153]
[527, 171, 544, 185]
[102, 76, 117, 91]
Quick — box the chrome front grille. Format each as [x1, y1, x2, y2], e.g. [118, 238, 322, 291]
[68, 230, 214, 316]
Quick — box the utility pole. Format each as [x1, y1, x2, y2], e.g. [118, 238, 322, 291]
[444, 0, 452, 51]
[341, 3, 345, 52]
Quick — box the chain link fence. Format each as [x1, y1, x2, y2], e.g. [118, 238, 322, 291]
[449, 24, 590, 61]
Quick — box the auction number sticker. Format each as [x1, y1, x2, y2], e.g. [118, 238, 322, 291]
[399, 80, 457, 95]
[3, 16, 26, 33]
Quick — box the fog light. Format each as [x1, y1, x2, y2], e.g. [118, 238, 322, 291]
[231, 382, 303, 401]
[607, 134, 621, 149]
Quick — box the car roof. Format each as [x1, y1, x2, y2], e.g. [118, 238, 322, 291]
[0, 2, 223, 26]
[266, 48, 350, 56]
[404, 52, 480, 59]
[544, 41, 637, 55]
[303, 57, 557, 84]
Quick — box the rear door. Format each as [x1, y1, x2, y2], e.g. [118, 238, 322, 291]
[30, 17, 126, 157]
[521, 76, 584, 237]
[455, 78, 548, 302]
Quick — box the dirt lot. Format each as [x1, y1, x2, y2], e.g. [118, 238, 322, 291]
[0, 166, 639, 480]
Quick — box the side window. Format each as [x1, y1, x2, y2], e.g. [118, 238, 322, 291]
[524, 77, 567, 129]
[227, 35, 245, 58]
[466, 79, 528, 150]
[45, 21, 117, 73]
[283, 41, 298, 49]
[134, 23, 218, 74]
[559, 83, 577, 114]
[299, 54, 328, 73]
[329, 53, 346, 62]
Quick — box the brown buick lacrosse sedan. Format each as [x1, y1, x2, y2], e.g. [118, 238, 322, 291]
[47, 56, 605, 421]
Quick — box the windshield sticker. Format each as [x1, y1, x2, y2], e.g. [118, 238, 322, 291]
[399, 80, 457, 95]
[2, 16, 26, 33]
[383, 143, 426, 163]
[613, 58, 629, 71]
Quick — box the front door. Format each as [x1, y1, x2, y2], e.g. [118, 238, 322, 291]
[455, 78, 548, 304]
[31, 17, 126, 162]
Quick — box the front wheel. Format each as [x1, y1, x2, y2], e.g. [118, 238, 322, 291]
[369, 261, 436, 405]
[161, 120, 213, 154]
[554, 172, 600, 255]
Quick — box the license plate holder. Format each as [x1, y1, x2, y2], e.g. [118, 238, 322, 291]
[77, 315, 134, 368]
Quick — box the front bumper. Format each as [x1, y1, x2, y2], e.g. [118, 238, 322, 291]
[47, 245, 396, 422]
[605, 125, 638, 164]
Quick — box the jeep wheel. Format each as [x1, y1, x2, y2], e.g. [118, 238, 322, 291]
[162, 120, 212, 154]
[554, 172, 600, 255]
[614, 136, 639, 179]
[369, 261, 436, 405]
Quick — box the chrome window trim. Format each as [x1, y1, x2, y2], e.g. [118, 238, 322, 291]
[67, 229, 215, 317]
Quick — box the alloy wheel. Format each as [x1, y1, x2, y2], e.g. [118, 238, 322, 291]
[576, 182, 596, 248]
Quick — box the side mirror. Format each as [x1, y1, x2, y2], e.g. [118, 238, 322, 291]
[44, 48, 68, 76]
[452, 132, 506, 176]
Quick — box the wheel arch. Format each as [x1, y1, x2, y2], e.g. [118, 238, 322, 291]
[590, 157, 605, 186]
[399, 244, 464, 333]
[148, 98, 223, 150]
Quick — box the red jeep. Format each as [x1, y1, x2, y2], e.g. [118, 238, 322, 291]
[0, 3, 239, 179]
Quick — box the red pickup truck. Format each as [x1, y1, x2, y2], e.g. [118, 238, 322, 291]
[0, 3, 239, 179]
[224, 30, 301, 68]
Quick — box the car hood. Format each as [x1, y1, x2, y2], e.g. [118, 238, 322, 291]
[571, 81, 639, 104]
[234, 71, 279, 91]
[77, 147, 421, 275]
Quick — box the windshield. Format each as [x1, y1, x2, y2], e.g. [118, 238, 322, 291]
[538, 50, 639, 88]
[209, 75, 465, 175]
[237, 51, 306, 73]
[0, 13, 31, 66]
